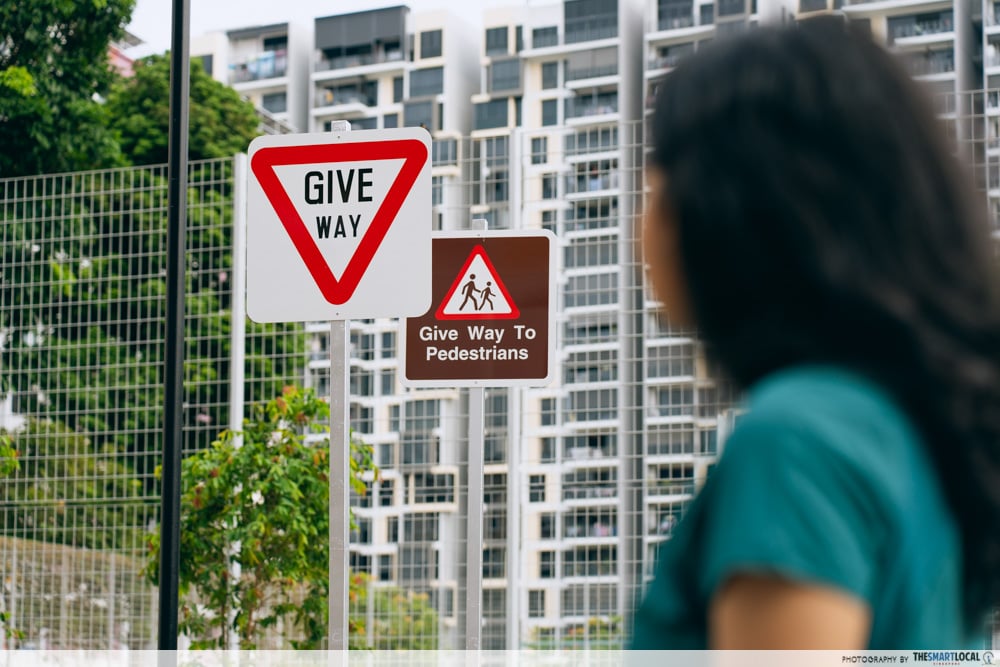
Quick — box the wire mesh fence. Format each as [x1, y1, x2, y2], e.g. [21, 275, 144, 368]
[0, 107, 998, 650]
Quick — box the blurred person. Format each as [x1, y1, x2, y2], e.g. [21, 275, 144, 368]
[632, 17, 1000, 649]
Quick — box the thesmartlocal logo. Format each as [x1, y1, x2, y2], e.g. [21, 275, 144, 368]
[911, 651, 993, 666]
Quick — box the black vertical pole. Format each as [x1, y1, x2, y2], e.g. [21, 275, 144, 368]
[159, 0, 190, 650]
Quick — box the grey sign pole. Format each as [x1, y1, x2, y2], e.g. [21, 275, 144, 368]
[466, 385, 484, 650]
[328, 119, 352, 650]
[465, 218, 488, 650]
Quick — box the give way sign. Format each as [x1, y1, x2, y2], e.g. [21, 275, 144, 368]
[246, 127, 432, 322]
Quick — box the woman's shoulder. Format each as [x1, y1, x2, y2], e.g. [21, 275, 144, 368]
[726, 364, 927, 484]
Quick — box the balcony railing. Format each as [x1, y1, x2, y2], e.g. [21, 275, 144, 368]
[315, 49, 404, 72]
[564, 15, 618, 44]
[648, 54, 687, 71]
[648, 479, 696, 496]
[889, 17, 953, 42]
[316, 87, 376, 108]
[908, 51, 955, 77]
[566, 172, 620, 195]
[565, 95, 619, 120]
[563, 485, 617, 501]
[564, 522, 617, 538]
[658, 15, 695, 31]
[229, 50, 287, 83]
[566, 64, 619, 82]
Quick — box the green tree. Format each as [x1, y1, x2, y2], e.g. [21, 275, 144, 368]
[143, 387, 419, 650]
[348, 577, 439, 650]
[105, 54, 259, 166]
[0, 0, 134, 176]
[0, 419, 144, 549]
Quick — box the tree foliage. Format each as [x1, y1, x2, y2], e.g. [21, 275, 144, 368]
[105, 54, 259, 166]
[0, 419, 144, 550]
[143, 387, 422, 650]
[0, 0, 134, 176]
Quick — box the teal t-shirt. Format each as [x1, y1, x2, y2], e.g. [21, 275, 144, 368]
[631, 365, 972, 649]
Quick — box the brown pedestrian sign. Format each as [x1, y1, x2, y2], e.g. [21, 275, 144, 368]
[403, 231, 555, 387]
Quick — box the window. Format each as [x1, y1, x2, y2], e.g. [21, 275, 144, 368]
[541, 210, 557, 233]
[540, 512, 556, 539]
[383, 113, 398, 128]
[485, 509, 506, 540]
[533, 26, 558, 48]
[658, 0, 695, 30]
[540, 397, 557, 426]
[387, 515, 399, 541]
[516, 25, 524, 51]
[486, 27, 509, 55]
[484, 474, 507, 505]
[404, 101, 434, 129]
[646, 343, 694, 378]
[405, 513, 440, 541]
[421, 29, 442, 58]
[700, 4, 715, 24]
[475, 99, 509, 130]
[565, 312, 618, 344]
[393, 76, 403, 103]
[652, 386, 694, 417]
[379, 479, 395, 506]
[399, 546, 432, 583]
[433, 138, 458, 165]
[540, 437, 556, 462]
[564, 272, 618, 308]
[565, 126, 617, 156]
[378, 554, 393, 582]
[432, 175, 443, 207]
[490, 59, 521, 91]
[350, 403, 373, 433]
[565, 349, 617, 385]
[351, 517, 372, 544]
[542, 174, 557, 200]
[378, 443, 396, 468]
[261, 92, 287, 113]
[350, 552, 371, 574]
[564, 235, 618, 269]
[565, 197, 618, 232]
[529, 590, 546, 618]
[542, 99, 558, 126]
[563, 466, 616, 500]
[541, 61, 558, 89]
[531, 137, 547, 164]
[410, 67, 444, 97]
[565, 47, 618, 81]
[565, 388, 618, 422]
[529, 474, 546, 502]
[381, 331, 396, 358]
[565, 432, 617, 459]
[380, 369, 395, 395]
[564, 545, 617, 577]
[649, 463, 695, 496]
[563, 506, 616, 538]
[564, 0, 618, 43]
[350, 367, 373, 396]
[647, 423, 695, 456]
[483, 547, 506, 578]
[717, 0, 746, 16]
[198, 54, 213, 76]
[539, 551, 555, 578]
[413, 472, 455, 503]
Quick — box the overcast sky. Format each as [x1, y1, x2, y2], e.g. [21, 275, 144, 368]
[127, 0, 525, 56]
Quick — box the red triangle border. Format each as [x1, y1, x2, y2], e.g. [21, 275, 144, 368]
[435, 244, 520, 320]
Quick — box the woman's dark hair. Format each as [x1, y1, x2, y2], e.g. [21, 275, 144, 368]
[649, 17, 1000, 626]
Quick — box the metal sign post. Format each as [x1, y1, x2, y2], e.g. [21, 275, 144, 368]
[466, 385, 485, 650]
[327, 120, 351, 650]
[464, 219, 487, 650]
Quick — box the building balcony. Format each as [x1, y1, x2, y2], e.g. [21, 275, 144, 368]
[315, 49, 404, 72]
[565, 172, 620, 197]
[647, 479, 696, 498]
[565, 64, 619, 83]
[657, 15, 695, 32]
[563, 485, 618, 503]
[229, 50, 288, 84]
[565, 95, 619, 121]
[564, 15, 619, 45]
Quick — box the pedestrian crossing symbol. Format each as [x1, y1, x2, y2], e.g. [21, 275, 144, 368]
[435, 245, 519, 320]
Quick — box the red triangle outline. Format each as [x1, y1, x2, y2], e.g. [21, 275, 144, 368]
[250, 139, 428, 305]
[435, 244, 520, 320]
